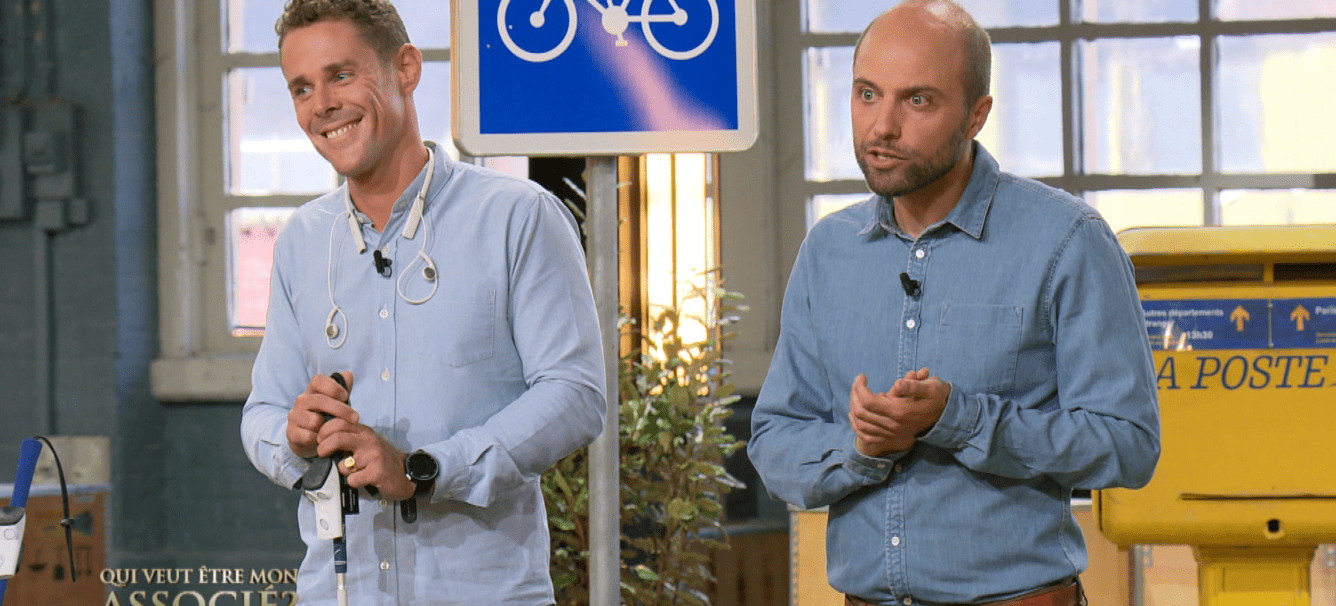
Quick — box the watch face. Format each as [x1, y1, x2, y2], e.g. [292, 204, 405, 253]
[407, 452, 438, 480]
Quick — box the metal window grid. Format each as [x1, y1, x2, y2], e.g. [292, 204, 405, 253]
[785, 0, 1336, 226]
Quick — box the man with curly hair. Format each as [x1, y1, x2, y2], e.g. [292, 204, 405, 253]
[240, 2, 607, 604]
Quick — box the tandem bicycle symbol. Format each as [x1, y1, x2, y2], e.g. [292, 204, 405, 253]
[498, 0, 720, 62]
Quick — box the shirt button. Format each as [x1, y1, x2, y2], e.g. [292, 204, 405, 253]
[894, 464, 903, 473]
[876, 463, 887, 470]
[381, 370, 391, 381]
[379, 499, 389, 509]
[379, 308, 388, 318]
[915, 249, 925, 259]
[903, 599, 913, 605]
[380, 560, 390, 571]
[892, 536, 901, 547]
[906, 318, 917, 329]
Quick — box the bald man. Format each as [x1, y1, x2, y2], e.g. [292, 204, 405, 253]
[747, 1, 1160, 604]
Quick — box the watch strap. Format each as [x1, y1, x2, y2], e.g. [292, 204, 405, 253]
[400, 497, 417, 524]
[411, 477, 432, 499]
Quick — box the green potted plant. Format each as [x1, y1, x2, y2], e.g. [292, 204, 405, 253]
[543, 281, 748, 606]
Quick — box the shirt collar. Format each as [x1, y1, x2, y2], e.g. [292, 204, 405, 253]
[857, 142, 1001, 240]
[350, 141, 454, 234]
[389, 140, 452, 218]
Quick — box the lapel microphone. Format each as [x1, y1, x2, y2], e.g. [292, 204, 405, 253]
[373, 250, 392, 277]
[900, 272, 921, 297]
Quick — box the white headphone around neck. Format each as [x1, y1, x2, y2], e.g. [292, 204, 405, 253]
[325, 143, 439, 349]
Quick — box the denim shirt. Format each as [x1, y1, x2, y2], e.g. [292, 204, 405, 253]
[748, 144, 1160, 605]
[241, 144, 605, 605]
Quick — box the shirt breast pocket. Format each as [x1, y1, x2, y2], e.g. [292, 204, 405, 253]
[425, 288, 496, 367]
[933, 303, 1023, 394]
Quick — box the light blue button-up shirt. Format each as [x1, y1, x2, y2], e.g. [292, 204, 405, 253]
[242, 145, 605, 606]
[748, 144, 1160, 605]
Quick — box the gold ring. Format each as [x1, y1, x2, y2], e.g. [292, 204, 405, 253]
[342, 456, 356, 469]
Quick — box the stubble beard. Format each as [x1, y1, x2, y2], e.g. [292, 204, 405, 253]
[856, 120, 970, 199]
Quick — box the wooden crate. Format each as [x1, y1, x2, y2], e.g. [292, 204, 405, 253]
[709, 524, 791, 606]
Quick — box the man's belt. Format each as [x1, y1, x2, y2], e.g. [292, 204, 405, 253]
[845, 578, 1081, 606]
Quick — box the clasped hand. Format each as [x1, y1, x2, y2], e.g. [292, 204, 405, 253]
[286, 372, 417, 501]
[848, 368, 950, 457]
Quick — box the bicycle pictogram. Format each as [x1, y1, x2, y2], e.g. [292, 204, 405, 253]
[497, 0, 720, 63]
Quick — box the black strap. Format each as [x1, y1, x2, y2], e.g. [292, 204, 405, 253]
[32, 436, 77, 583]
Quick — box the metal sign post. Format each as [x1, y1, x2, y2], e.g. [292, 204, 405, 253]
[584, 156, 620, 606]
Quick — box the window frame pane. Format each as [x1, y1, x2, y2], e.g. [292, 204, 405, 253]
[789, 2, 1335, 259]
[1217, 32, 1336, 174]
[1080, 36, 1204, 176]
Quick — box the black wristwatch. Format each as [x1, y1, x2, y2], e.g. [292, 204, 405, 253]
[404, 449, 439, 499]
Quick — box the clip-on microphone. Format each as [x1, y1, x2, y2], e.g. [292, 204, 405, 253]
[899, 272, 922, 297]
[373, 250, 392, 278]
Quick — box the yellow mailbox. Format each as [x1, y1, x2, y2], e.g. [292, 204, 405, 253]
[1095, 225, 1336, 606]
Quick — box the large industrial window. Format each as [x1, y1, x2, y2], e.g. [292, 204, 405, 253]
[792, 1, 1336, 233]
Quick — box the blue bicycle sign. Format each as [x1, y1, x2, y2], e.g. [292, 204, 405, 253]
[498, 0, 720, 62]
[453, 0, 759, 155]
